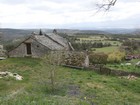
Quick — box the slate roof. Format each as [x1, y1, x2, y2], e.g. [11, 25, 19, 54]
[46, 33, 68, 47]
[33, 33, 71, 50]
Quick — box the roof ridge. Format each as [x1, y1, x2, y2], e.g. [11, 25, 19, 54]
[32, 35, 52, 50]
[44, 34, 65, 48]
[34, 35, 64, 50]
[8, 35, 34, 52]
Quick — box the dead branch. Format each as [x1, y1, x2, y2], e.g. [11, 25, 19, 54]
[96, 0, 117, 11]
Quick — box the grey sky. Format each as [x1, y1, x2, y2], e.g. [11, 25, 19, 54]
[0, 0, 140, 29]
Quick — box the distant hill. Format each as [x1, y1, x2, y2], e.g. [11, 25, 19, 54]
[100, 28, 140, 35]
[51, 29, 110, 36]
[131, 29, 140, 35]
[0, 28, 110, 41]
[0, 28, 33, 41]
[0, 28, 139, 43]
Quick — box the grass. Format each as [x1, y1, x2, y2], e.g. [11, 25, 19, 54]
[129, 38, 140, 41]
[77, 36, 122, 46]
[78, 36, 108, 41]
[93, 46, 119, 53]
[106, 59, 140, 73]
[102, 41, 121, 46]
[0, 58, 140, 105]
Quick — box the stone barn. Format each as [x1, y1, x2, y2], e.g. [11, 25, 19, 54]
[8, 32, 74, 58]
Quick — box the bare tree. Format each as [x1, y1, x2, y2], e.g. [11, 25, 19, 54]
[96, 0, 117, 11]
[43, 51, 64, 92]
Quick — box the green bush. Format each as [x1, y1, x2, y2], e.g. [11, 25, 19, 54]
[89, 52, 108, 65]
[107, 51, 125, 63]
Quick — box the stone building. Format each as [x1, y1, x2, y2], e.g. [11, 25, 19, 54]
[8, 32, 74, 58]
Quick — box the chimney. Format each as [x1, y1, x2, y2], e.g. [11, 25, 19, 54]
[39, 29, 43, 35]
[53, 29, 57, 34]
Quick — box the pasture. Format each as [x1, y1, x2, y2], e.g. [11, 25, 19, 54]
[0, 58, 140, 105]
[77, 36, 108, 41]
[106, 59, 140, 73]
[76, 36, 121, 46]
[92, 46, 119, 53]
[129, 38, 140, 41]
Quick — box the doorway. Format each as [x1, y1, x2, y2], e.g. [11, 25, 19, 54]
[26, 43, 32, 55]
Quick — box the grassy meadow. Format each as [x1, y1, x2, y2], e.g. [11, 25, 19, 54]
[77, 36, 108, 41]
[76, 36, 121, 46]
[0, 58, 140, 105]
[129, 38, 140, 41]
[106, 59, 140, 73]
[93, 46, 119, 53]
[75, 35, 121, 53]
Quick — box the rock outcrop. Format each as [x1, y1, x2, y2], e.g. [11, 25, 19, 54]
[0, 71, 23, 80]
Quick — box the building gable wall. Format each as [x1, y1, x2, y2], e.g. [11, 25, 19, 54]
[9, 37, 50, 58]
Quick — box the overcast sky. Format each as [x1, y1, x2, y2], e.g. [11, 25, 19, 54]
[0, 0, 140, 29]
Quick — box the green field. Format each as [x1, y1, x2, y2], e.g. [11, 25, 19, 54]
[93, 46, 119, 53]
[107, 59, 140, 73]
[129, 38, 140, 41]
[0, 58, 140, 105]
[102, 40, 121, 46]
[76, 36, 122, 46]
[78, 36, 108, 41]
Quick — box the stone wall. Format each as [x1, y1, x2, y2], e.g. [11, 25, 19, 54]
[63, 64, 140, 77]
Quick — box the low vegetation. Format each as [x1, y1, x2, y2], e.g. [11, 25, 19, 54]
[106, 59, 140, 73]
[93, 46, 119, 53]
[0, 30, 140, 105]
[0, 58, 140, 105]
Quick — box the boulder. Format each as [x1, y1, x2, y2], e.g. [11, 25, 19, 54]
[136, 61, 140, 66]
[0, 71, 23, 80]
[125, 63, 132, 66]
